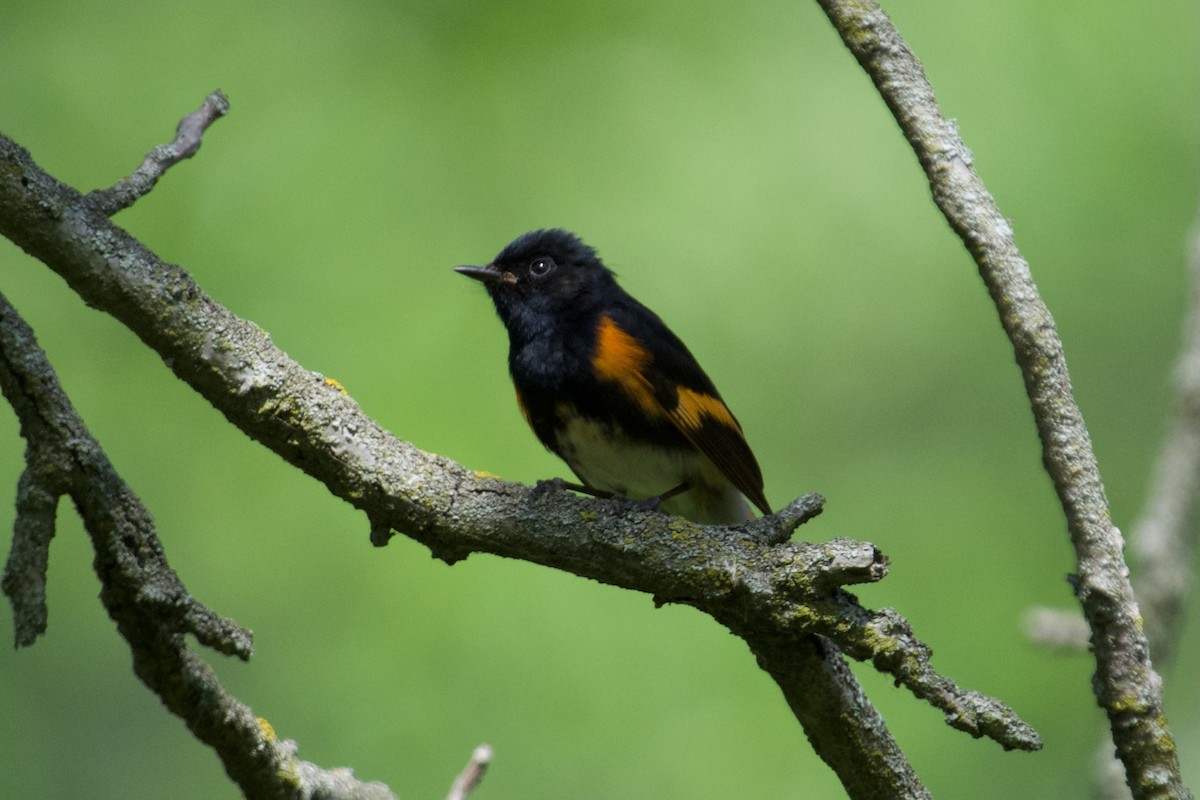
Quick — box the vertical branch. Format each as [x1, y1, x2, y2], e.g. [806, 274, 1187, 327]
[1130, 217, 1200, 667]
[1092, 203, 1200, 800]
[812, 2, 1192, 799]
[2, 457, 63, 645]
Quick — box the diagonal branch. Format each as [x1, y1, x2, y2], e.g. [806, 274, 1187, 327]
[0, 291, 397, 800]
[0, 95, 1038, 797]
[86, 89, 230, 216]
[445, 744, 494, 800]
[812, 2, 1192, 798]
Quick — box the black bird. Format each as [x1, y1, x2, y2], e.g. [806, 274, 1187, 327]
[456, 229, 769, 524]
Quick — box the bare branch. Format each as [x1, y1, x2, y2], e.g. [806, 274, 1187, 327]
[1, 458, 63, 646]
[86, 90, 229, 216]
[446, 744, 494, 800]
[752, 635, 934, 800]
[812, 1, 1191, 797]
[1024, 607, 1089, 652]
[1085, 194, 1200, 800]
[1129, 215, 1200, 666]
[0, 292, 395, 799]
[748, 491, 827, 544]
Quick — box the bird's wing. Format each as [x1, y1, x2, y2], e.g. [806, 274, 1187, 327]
[591, 306, 770, 516]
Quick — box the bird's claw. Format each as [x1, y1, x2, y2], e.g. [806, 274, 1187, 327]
[531, 477, 570, 501]
[606, 494, 665, 514]
[530, 478, 685, 517]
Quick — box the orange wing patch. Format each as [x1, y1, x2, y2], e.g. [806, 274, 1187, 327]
[591, 314, 659, 416]
[670, 388, 770, 514]
[673, 386, 739, 434]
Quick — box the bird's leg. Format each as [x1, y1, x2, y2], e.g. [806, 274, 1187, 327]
[653, 482, 691, 504]
[531, 478, 692, 515]
[531, 477, 613, 501]
[605, 481, 692, 514]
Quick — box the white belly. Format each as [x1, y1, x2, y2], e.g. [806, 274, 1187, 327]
[553, 415, 751, 524]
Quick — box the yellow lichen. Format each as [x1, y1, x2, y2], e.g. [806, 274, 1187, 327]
[257, 716, 277, 741]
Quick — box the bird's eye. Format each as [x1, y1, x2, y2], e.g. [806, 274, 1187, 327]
[529, 257, 556, 279]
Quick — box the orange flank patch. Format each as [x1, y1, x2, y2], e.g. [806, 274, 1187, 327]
[673, 387, 740, 433]
[591, 314, 659, 415]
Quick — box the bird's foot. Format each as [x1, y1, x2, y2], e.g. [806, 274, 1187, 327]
[531, 477, 607, 501]
[606, 494, 663, 513]
[531, 479, 690, 516]
[606, 482, 691, 515]
[531, 477, 567, 501]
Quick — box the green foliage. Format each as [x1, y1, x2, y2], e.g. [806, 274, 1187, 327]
[1, 1, 1197, 797]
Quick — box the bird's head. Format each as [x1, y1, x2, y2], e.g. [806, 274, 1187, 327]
[455, 229, 617, 332]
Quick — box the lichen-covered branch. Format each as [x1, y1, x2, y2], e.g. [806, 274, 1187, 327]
[86, 89, 229, 216]
[812, 1, 1192, 798]
[751, 635, 934, 800]
[0, 293, 396, 799]
[1, 454, 62, 646]
[0, 97, 1038, 798]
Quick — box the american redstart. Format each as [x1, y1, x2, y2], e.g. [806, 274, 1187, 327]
[456, 229, 770, 524]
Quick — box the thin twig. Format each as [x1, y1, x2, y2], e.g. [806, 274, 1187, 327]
[812, 2, 1192, 798]
[1024, 607, 1089, 652]
[86, 89, 229, 215]
[446, 744, 494, 800]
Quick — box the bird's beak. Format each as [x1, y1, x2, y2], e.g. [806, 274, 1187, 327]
[454, 263, 514, 284]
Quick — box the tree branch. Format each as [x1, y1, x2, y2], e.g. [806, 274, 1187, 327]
[445, 744, 494, 800]
[0, 91, 1038, 797]
[0, 292, 396, 799]
[1, 449, 64, 646]
[1129, 214, 1200, 668]
[812, 2, 1192, 798]
[86, 89, 229, 216]
[1086, 197, 1200, 800]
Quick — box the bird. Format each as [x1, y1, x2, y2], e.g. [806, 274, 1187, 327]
[455, 228, 770, 525]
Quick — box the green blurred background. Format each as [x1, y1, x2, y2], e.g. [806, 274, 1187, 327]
[1, 1, 1197, 797]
